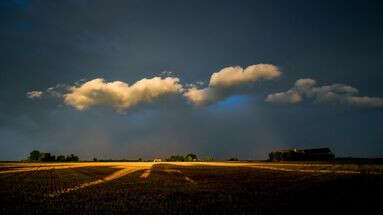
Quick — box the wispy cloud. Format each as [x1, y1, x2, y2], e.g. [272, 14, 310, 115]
[345, 96, 383, 108]
[27, 84, 68, 100]
[265, 90, 302, 104]
[26, 91, 43, 99]
[266, 78, 383, 109]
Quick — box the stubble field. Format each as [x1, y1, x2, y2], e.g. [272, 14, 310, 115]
[0, 162, 382, 214]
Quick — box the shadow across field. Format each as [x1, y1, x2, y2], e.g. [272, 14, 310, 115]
[0, 166, 125, 200]
[1, 162, 383, 214]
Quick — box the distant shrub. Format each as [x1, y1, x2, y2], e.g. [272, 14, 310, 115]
[29, 150, 41, 161]
[269, 148, 335, 161]
[66, 154, 79, 162]
[204, 156, 214, 162]
[40, 153, 55, 162]
[166, 155, 185, 162]
[166, 153, 199, 162]
[57, 155, 66, 162]
[185, 153, 198, 161]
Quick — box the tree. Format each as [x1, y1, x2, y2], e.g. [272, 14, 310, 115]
[56, 155, 66, 162]
[40, 153, 55, 162]
[66, 154, 79, 161]
[269, 152, 282, 161]
[185, 153, 198, 161]
[29, 150, 41, 161]
[27, 151, 79, 162]
[166, 155, 184, 162]
[184, 156, 192, 162]
[204, 156, 214, 162]
[72, 155, 79, 161]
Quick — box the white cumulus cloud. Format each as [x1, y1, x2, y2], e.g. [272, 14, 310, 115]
[183, 87, 214, 106]
[184, 64, 281, 105]
[209, 64, 281, 88]
[64, 77, 183, 111]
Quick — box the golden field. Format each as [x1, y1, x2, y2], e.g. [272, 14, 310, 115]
[1, 161, 382, 214]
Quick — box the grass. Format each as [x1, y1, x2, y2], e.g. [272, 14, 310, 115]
[0, 162, 382, 214]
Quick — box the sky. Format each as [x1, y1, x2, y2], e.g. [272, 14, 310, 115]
[1, 0, 383, 160]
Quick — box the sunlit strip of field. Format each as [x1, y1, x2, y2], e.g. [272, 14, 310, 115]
[161, 162, 383, 174]
[49, 166, 149, 197]
[0, 162, 154, 174]
[1, 161, 382, 214]
[1, 161, 382, 175]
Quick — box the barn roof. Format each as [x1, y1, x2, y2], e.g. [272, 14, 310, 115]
[271, 148, 299, 153]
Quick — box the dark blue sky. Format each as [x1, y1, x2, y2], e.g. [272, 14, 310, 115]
[1, 0, 383, 160]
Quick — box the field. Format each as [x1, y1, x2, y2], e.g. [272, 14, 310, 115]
[1, 162, 382, 214]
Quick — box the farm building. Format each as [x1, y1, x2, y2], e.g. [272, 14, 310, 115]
[303, 148, 335, 161]
[269, 148, 335, 161]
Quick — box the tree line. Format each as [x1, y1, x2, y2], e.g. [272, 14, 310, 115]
[28, 150, 79, 162]
[165, 153, 214, 162]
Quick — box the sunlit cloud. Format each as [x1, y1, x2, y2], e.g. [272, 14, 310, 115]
[184, 64, 281, 105]
[27, 65, 382, 111]
[183, 87, 222, 106]
[266, 78, 383, 109]
[209, 64, 281, 88]
[265, 90, 302, 104]
[64, 77, 183, 111]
